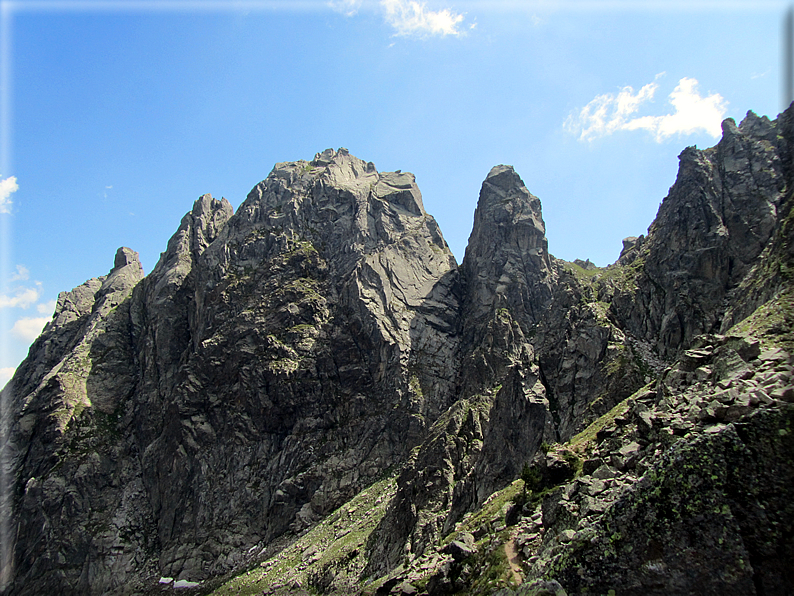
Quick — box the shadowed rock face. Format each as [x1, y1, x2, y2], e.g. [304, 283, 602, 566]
[3, 106, 794, 596]
[125, 150, 461, 583]
[1, 247, 147, 595]
[611, 112, 789, 358]
[365, 166, 558, 577]
[462, 165, 554, 340]
[2, 149, 461, 594]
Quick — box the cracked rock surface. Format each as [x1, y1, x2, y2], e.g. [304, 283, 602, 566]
[2, 105, 794, 596]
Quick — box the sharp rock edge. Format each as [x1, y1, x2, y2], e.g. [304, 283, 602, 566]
[1, 112, 793, 596]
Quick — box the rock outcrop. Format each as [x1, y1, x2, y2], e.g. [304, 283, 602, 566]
[2, 149, 460, 594]
[365, 166, 557, 576]
[1, 247, 147, 594]
[611, 111, 788, 357]
[461, 164, 554, 339]
[2, 106, 793, 596]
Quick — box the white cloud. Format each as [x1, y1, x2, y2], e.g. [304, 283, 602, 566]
[566, 75, 727, 143]
[329, 0, 362, 15]
[37, 299, 57, 315]
[0, 368, 14, 389]
[566, 79, 659, 141]
[0, 176, 18, 214]
[381, 0, 464, 37]
[10, 317, 50, 342]
[0, 286, 41, 310]
[10, 265, 30, 282]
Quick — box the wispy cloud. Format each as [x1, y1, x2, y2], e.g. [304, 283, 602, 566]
[381, 0, 465, 37]
[0, 286, 41, 310]
[328, 0, 362, 16]
[566, 75, 727, 142]
[10, 317, 50, 342]
[0, 176, 18, 214]
[0, 368, 14, 389]
[37, 299, 57, 315]
[9, 265, 29, 282]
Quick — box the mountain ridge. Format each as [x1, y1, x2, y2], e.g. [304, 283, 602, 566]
[1, 107, 793, 595]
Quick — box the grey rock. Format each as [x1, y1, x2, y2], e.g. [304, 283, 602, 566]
[581, 458, 602, 475]
[771, 386, 794, 402]
[461, 164, 554, 341]
[516, 579, 568, 596]
[611, 111, 787, 357]
[557, 529, 576, 543]
[591, 464, 619, 480]
[618, 441, 641, 457]
[759, 348, 790, 363]
[4, 103, 794, 596]
[572, 258, 597, 270]
[4, 152, 462, 594]
[545, 407, 794, 596]
[586, 478, 606, 496]
[397, 581, 418, 595]
[441, 540, 476, 562]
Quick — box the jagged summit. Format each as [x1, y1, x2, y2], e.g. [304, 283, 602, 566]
[244, 147, 425, 220]
[2, 116, 794, 596]
[463, 163, 554, 334]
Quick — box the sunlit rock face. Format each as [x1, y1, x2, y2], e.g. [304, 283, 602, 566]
[2, 149, 460, 594]
[3, 104, 794, 596]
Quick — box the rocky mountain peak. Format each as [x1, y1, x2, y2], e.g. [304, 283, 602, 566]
[96, 246, 145, 297]
[112, 246, 142, 272]
[462, 164, 554, 336]
[222, 148, 439, 272]
[610, 108, 787, 357]
[3, 116, 794, 596]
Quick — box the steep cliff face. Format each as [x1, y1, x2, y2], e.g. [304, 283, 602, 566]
[365, 166, 557, 576]
[2, 248, 147, 595]
[2, 149, 460, 594]
[127, 149, 460, 584]
[461, 165, 554, 339]
[2, 107, 794, 596]
[611, 111, 789, 357]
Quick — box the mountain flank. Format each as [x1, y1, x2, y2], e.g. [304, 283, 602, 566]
[1, 109, 793, 596]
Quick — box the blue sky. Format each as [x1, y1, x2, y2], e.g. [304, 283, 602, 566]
[0, 0, 787, 385]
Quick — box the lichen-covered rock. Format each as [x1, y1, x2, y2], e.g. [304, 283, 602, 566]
[544, 406, 794, 596]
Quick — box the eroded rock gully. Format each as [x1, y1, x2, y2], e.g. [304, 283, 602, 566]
[2, 107, 794, 596]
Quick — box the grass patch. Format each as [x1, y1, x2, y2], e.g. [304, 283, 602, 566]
[728, 289, 794, 352]
[567, 386, 648, 454]
[208, 475, 397, 596]
[447, 479, 524, 545]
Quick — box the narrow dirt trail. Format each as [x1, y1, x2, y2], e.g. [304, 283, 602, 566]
[504, 539, 523, 585]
